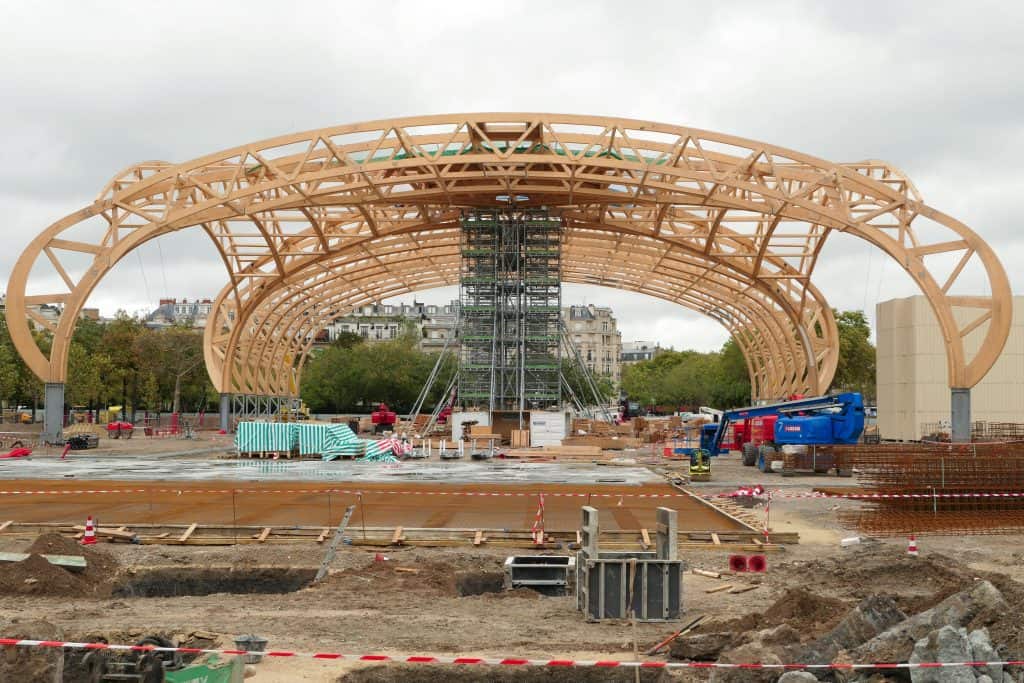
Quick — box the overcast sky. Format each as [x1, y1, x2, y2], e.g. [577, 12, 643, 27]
[2, 1, 1021, 351]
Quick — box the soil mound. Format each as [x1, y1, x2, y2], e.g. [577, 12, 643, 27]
[0, 533, 118, 597]
[761, 588, 851, 635]
[319, 559, 462, 600]
[0, 619, 63, 681]
[455, 571, 504, 597]
[28, 533, 118, 584]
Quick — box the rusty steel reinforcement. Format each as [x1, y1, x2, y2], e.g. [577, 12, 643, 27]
[830, 441, 1024, 536]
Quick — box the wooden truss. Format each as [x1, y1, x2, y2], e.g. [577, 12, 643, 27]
[6, 114, 1012, 401]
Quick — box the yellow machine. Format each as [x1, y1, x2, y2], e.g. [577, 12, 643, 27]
[280, 402, 311, 422]
[689, 449, 712, 482]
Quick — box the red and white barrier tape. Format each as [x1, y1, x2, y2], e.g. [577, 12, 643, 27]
[712, 489, 1024, 501]
[0, 488, 685, 498]
[1, 639, 1022, 670]
[1, 486, 1022, 502]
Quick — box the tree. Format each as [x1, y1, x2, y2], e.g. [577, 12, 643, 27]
[830, 309, 876, 401]
[619, 341, 753, 411]
[300, 333, 455, 414]
[133, 326, 208, 413]
[331, 331, 364, 349]
[710, 339, 751, 408]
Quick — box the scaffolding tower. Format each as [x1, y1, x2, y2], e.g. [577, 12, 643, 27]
[459, 208, 562, 411]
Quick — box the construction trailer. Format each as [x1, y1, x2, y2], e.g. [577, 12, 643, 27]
[458, 208, 562, 416]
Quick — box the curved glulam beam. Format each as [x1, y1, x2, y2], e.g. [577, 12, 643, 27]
[209, 224, 834, 400]
[7, 114, 1010, 402]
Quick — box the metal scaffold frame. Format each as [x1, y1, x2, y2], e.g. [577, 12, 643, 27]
[458, 208, 561, 412]
[230, 394, 296, 423]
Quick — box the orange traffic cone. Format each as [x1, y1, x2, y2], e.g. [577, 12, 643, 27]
[81, 516, 97, 546]
[907, 534, 919, 556]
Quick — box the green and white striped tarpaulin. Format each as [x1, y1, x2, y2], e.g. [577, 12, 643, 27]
[235, 421, 399, 462]
[321, 424, 364, 461]
[362, 439, 398, 463]
[235, 422, 298, 454]
[297, 423, 334, 456]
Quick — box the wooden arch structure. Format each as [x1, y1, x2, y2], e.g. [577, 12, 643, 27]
[7, 114, 1011, 440]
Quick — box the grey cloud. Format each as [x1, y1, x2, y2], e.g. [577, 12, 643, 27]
[1, 0, 1020, 349]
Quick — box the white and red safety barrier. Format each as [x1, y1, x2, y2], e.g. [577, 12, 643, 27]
[531, 494, 545, 544]
[0, 638, 1022, 671]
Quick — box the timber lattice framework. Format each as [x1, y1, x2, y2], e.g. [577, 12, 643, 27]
[6, 113, 1012, 409]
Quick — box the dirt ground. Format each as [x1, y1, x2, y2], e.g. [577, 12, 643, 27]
[0, 451, 1022, 681]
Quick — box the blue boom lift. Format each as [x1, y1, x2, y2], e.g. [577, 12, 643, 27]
[700, 392, 866, 474]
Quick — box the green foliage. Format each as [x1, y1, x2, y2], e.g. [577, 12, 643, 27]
[619, 309, 877, 410]
[830, 309, 876, 400]
[0, 313, 216, 415]
[331, 331, 364, 349]
[300, 334, 455, 414]
[620, 340, 752, 410]
[132, 325, 208, 412]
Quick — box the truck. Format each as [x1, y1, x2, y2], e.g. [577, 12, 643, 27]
[706, 392, 865, 474]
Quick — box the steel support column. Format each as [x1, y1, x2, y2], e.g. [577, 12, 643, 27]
[951, 388, 971, 443]
[43, 382, 64, 443]
[219, 393, 232, 432]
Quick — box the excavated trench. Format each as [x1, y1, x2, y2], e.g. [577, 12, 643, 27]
[113, 566, 316, 598]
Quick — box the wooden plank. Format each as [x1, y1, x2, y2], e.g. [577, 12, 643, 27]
[0, 520, 16, 533]
[179, 523, 198, 542]
[391, 526, 405, 545]
[640, 528, 651, 549]
[705, 583, 734, 594]
[72, 525, 135, 541]
[316, 528, 330, 543]
[711, 532, 721, 546]
[473, 530, 484, 546]
[257, 527, 272, 543]
[729, 585, 759, 594]
[751, 536, 764, 546]
[395, 567, 420, 574]
[692, 569, 721, 579]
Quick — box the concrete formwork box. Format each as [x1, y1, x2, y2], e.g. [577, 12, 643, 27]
[576, 506, 684, 622]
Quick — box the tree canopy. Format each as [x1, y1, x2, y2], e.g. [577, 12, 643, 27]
[300, 329, 456, 414]
[620, 309, 878, 410]
[0, 312, 215, 417]
[620, 339, 752, 411]
[829, 309, 877, 401]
